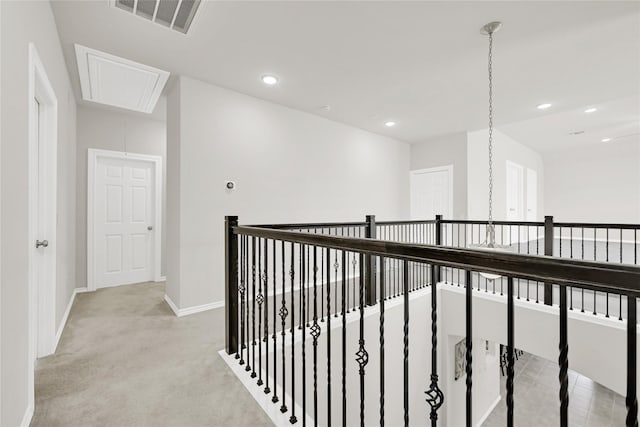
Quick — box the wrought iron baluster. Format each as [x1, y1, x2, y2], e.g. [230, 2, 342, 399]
[289, 243, 297, 424]
[342, 250, 347, 427]
[356, 253, 369, 427]
[251, 237, 257, 378]
[506, 277, 515, 427]
[559, 284, 569, 427]
[466, 269, 473, 427]
[302, 244, 307, 427]
[239, 235, 246, 365]
[627, 296, 638, 427]
[326, 247, 332, 427]
[403, 260, 409, 427]
[425, 264, 444, 427]
[379, 256, 386, 427]
[272, 240, 278, 402]
[264, 239, 270, 393]
[311, 247, 320, 427]
[321, 244, 325, 322]
[258, 239, 264, 387]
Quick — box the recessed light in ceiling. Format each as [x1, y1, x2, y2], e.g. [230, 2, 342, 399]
[584, 107, 598, 113]
[601, 138, 611, 142]
[536, 103, 552, 110]
[385, 121, 396, 127]
[261, 75, 278, 85]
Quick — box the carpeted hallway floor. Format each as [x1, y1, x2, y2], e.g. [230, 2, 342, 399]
[31, 282, 273, 427]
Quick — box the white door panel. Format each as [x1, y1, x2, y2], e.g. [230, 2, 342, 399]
[94, 156, 154, 287]
[410, 166, 453, 220]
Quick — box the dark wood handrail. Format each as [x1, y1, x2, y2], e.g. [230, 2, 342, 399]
[233, 225, 640, 296]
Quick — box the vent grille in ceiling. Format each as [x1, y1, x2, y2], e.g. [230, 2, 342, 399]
[114, 0, 201, 34]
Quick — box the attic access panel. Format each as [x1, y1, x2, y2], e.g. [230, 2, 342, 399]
[75, 44, 169, 113]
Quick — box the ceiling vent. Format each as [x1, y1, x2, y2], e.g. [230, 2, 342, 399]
[75, 44, 170, 113]
[113, 0, 201, 34]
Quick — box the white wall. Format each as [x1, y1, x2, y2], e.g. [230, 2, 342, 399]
[467, 129, 544, 221]
[410, 132, 468, 220]
[166, 75, 410, 310]
[0, 1, 77, 425]
[76, 105, 167, 285]
[544, 140, 640, 224]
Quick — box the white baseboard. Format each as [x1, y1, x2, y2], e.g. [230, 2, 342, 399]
[164, 294, 224, 317]
[53, 287, 87, 352]
[156, 276, 167, 282]
[476, 394, 501, 427]
[20, 402, 34, 427]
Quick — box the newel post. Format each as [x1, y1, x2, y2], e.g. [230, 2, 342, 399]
[544, 215, 554, 306]
[225, 215, 239, 354]
[365, 214, 377, 306]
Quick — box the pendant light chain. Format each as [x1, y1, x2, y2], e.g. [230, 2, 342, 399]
[488, 31, 494, 227]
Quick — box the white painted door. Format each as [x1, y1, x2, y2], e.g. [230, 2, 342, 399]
[506, 161, 524, 221]
[526, 168, 538, 240]
[94, 156, 155, 288]
[410, 166, 452, 220]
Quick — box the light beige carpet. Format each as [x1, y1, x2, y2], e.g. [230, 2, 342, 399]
[32, 282, 273, 427]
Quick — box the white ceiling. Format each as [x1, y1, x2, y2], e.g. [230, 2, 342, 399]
[51, 1, 640, 147]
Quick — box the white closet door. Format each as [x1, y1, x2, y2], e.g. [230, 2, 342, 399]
[94, 156, 155, 288]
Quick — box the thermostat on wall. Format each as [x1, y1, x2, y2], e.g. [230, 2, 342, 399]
[225, 181, 236, 190]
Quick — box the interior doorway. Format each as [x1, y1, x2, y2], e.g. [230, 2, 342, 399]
[87, 149, 162, 290]
[506, 160, 524, 222]
[28, 44, 58, 410]
[410, 165, 453, 220]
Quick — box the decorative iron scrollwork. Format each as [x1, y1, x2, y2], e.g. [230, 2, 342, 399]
[425, 374, 444, 421]
[355, 341, 369, 374]
[310, 322, 321, 342]
[256, 292, 264, 306]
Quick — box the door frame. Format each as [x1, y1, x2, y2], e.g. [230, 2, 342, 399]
[87, 148, 162, 291]
[410, 165, 454, 219]
[28, 43, 58, 407]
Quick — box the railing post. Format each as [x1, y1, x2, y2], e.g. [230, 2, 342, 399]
[435, 215, 443, 283]
[544, 215, 554, 306]
[225, 215, 239, 354]
[365, 214, 377, 306]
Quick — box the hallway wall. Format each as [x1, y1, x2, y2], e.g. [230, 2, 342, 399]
[75, 105, 167, 286]
[544, 139, 640, 224]
[0, 0, 77, 425]
[166, 75, 410, 310]
[410, 132, 468, 220]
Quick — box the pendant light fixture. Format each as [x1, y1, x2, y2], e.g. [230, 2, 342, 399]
[477, 21, 507, 281]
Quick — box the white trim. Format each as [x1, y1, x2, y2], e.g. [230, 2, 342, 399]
[87, 149, 163, 291]
[28, 44, 58, 416]
[476, 394, 501, 427]
[19, 403, 34, 427]
[219, 350, 313, 427]
[52, 287, 87, 352]
[410, 165, 454, 220]
[164, 294, 224, 317]
[156, 275, 167, 282]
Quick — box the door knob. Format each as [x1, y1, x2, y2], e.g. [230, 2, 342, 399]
[147, 226, 153, 231]
[36, 240, 49, 248]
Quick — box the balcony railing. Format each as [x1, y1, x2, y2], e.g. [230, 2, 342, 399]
[224, 215, 640, 427]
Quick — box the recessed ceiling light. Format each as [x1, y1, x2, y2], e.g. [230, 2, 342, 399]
[601, 137, 611, 142]
[261, 75, 278, 85]
[385, 121, 396, 127]
[584, 107, 598, 113]
[537, 103, 552, 110]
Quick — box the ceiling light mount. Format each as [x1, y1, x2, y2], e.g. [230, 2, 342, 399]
[481, 21, 502, 35]
[261, 75, 279, 86]
[385, 121, 396, 127]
